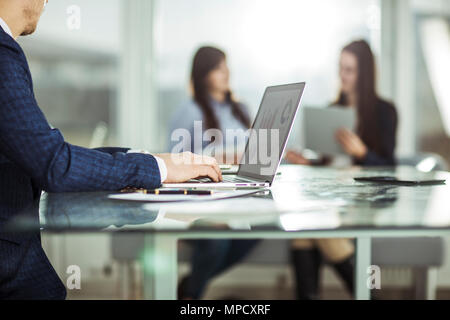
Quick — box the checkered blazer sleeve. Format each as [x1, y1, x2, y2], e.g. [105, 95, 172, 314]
[0, 55, 162, 192]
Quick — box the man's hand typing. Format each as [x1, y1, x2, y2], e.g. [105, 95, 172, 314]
[155, 152, 223, 183]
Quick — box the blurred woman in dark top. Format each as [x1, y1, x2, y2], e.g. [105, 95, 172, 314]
[286, 40, 398, 299]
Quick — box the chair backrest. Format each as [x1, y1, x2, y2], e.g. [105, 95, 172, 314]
[397, 153, 449, 172]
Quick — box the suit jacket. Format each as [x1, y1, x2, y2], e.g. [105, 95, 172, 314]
[0, 26, 161, 299]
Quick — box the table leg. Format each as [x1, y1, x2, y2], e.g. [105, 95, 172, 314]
[355, 237, 372, 300]
[142, 234, 178, 300]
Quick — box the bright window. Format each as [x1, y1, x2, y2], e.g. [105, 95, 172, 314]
[155, 0, 381, 150]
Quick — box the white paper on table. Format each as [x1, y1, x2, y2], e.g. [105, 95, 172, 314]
[108, 190, 264, 203]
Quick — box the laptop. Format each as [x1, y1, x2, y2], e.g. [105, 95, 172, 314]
[302, 106, 355, 156]
[163, 82, 306, 189]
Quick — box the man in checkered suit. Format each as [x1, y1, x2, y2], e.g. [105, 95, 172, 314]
[0, 0, 222, 299]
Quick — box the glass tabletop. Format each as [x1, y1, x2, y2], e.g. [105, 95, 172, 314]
[5, 165, 450, 234]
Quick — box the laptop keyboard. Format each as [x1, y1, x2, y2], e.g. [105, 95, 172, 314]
[223, 176, 253, 183]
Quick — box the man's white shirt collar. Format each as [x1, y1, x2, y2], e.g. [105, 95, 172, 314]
[0, 17, 13, 38]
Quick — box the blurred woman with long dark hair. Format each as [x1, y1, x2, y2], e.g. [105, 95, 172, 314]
[169, 46, 258, 300]
[170, 46, 251, 161]
[286, 40, 398, 299]
[287, 40, 397, 166]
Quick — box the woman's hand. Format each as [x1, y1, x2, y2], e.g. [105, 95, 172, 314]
[335, 129, 368, 160]
[285, 150, 311, 165]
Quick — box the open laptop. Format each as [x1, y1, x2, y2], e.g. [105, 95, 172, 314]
[163, 82, 306, 189]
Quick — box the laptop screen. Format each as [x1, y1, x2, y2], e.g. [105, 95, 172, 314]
[238, 82, 306, 183]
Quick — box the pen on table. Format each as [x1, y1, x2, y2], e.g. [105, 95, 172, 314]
[121, 188, 214, 195]
[154, 189, 213, 195]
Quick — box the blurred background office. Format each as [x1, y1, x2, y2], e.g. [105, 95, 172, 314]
[20, 0, 450, 299]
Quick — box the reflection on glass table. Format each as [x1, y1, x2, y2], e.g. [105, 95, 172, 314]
[4, 165, 450, 301]
[7, 165, 449, 233]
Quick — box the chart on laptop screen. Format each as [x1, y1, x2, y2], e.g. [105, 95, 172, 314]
[239, 83, 305, 180]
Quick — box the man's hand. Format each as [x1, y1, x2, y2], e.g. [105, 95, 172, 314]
[155, 152, 223, 183]
[335, 129, 368, 160]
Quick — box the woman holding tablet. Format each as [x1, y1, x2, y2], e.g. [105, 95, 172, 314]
[286, 40, 398, 299]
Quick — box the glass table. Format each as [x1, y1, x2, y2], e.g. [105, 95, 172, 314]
[6, 165, 450, 300]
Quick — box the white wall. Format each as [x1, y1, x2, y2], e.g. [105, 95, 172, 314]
[412, 0, 450, 15]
